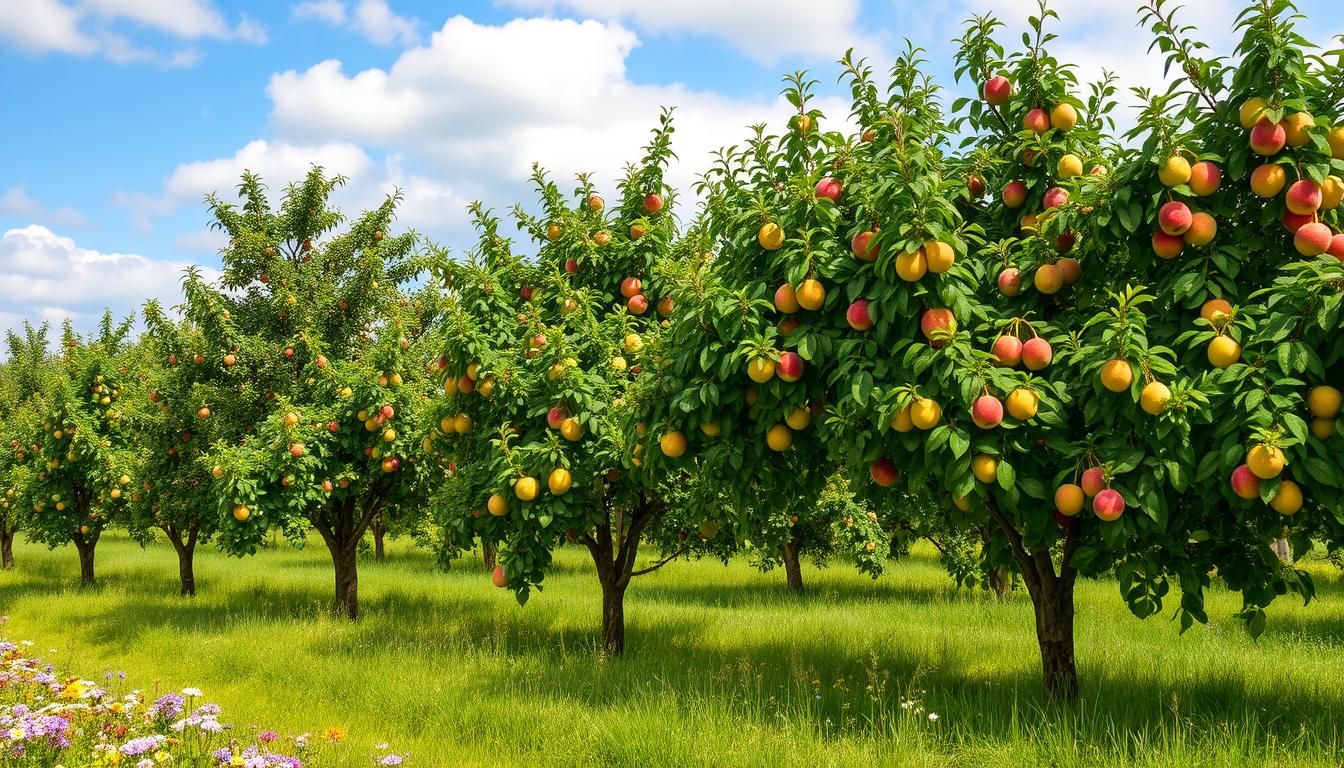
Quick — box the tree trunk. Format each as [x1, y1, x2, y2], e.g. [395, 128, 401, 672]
[373, 513, 387, 562]
[1, 530, 13, 570]
[988, 566, 1013, 599]
[600, 574, 627, 656]
[167, 527, 198, 597]
[1272, 537, 1291, 563]
[987, 500, 1079, 702]
[327, 538, 359, 620]
[74, 537, 96, 586]
[482, 541, 496, 571]
[781, 537, 803, 592]
[1029, 571, 1077, 702]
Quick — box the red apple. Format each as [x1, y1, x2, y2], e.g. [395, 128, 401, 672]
[968, 175, 986, 198]
[657, 296, 674, 317]
[997, 267, 1022, 297]
[777, 351, 805, 382]
[643, 193, 663, 213]
[1230, 464, 1261, 500]
[869, 457, 900, 487]
[1158, 201, 1192, 235]
[564, 257, 579, 274]
[620, 277, 642, 298]
[972, 395, 1004, 429]
[851, 230, 879, 261]
[1057, 257, 1081, 285]
[1328, 233, 1344, 260]
[1024, 108, 1050, 134]
[1055, 230, 1076, 253]
[1002, 180, 1027, 208]
[920, 308, 957, 347]
[1286, 180, 1323, 215]
[1093, 488, 1125, 521]
[627, 294, 649, 315]
[1152, 231, 1184, 259]
[547, 407, 567, 429]
[1249, 117, 1287, 155]
[983, 75, 1013, 105]
[1022, 337, 1053, 371]
[778, 317, 801, 336]
[846, 299, 874, 331]
[815, 177, 843, 203]
[991, 335, 1023, 367]
[1080, 467, 1105, 497]
[1283, 210, 1312, 233]
[519, 285, 534, 301]
[1295, 222, 1333, 256]
[1043, 187, 1069, 209]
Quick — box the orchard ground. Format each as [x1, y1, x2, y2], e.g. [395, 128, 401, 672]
[2, 536, 1342, 767]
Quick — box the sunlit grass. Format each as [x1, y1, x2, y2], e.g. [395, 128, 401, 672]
[1, 532, 1341, 766]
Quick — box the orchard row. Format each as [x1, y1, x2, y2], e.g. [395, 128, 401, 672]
[2, 0, 1344, 702]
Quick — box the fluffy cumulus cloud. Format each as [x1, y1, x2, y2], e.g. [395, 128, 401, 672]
[0, 0, 264, 65]
[292, 0, 420, 46]
[500, 0, 881, 64]
[247, 16, 847, 239]
[0, 225, 218, 329]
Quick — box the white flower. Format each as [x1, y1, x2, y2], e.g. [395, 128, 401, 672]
[928, 712, 939, 722]
[181, 688, 203, 697]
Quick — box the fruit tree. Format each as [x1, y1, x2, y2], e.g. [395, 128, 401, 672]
[193, 169, 442, 619]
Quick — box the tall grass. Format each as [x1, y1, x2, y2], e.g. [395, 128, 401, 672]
[1, 533, 1341, 766]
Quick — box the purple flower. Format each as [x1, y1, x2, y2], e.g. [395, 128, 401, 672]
[151, 692, 186, 719]
[259, 730, 279, 743]
[120, 735, 167, 756]
[379, 755, 404, 766]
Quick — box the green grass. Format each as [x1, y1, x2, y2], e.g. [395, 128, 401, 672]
[1, 533, 1342, 767]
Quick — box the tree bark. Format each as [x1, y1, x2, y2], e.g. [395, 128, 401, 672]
[781, 537, 803, 592]
[166, 525, 199, 597]
[1272, 537, 1291, 563]
[600, 574, 627, 656]
[327, 537, 359, 620]
[988, 566, 1013, 599]
[372, 512, 387, 562]
[1029, 569, 1077, 701]
[482, 541, 497, 571]
[73, 536, 96, 586]
[987, 499, 1079, 702]
[1, 529, 13, 570]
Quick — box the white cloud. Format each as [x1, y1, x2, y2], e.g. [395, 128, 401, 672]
[256, 16, 846, 235]
[501, 0, 881, 64]
[0, 0, 265, 64]
[80, 0, 263, 42]
[353, 0, 418, 46]
[0, 226, 219, 330]
[291, 0, 419, 46]
[0, 0, 97, 55]
[294, 0, 346, 25]
[0, 184, 89, 230]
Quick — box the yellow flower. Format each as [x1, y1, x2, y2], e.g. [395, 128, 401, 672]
[60, 680, 84, 699]
[110, 702, 124, 713]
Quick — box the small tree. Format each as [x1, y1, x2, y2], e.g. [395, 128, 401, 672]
[125, 300, 252, 596]
[0, 323, 57, 570]
[194, 168, 442, 619]
[14, 314, 139, 585]
[431, 113, 701, 654]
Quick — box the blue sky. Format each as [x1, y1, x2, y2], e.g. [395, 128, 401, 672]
[0, 0, 1339, 333]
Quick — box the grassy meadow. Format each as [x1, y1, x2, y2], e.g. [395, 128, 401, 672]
[1, 532, 1342, 767]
